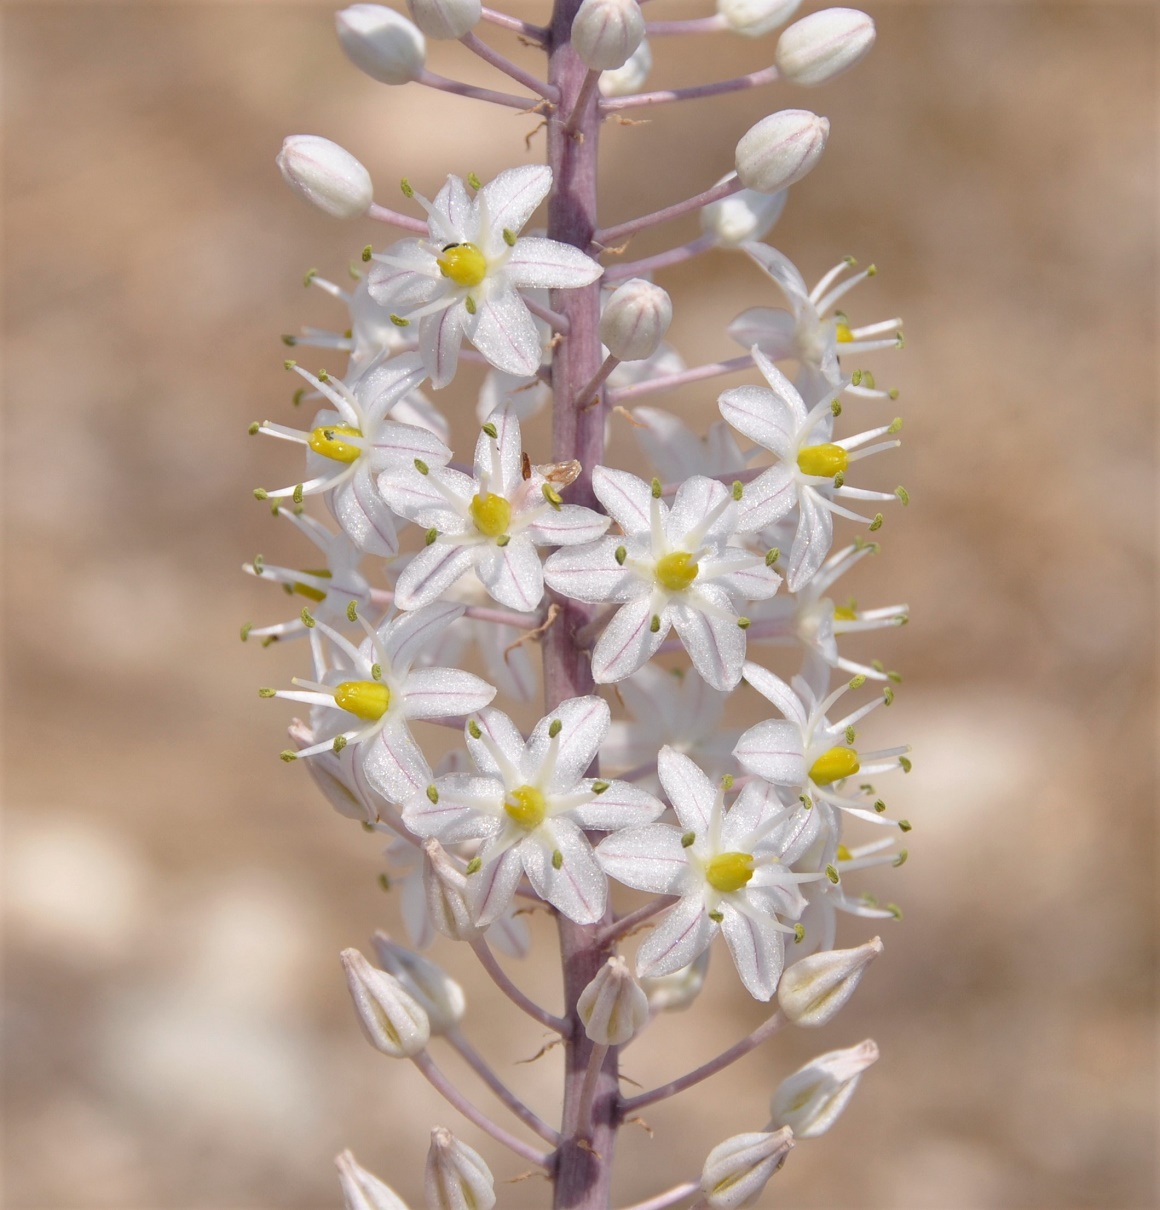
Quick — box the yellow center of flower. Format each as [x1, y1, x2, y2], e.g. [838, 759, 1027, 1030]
[504, 784, 547, 830]
[836, 843, 853, 861]
[470, 492, 512, 538]
[654, 550, 699, 592]
[832, 604, 858, 621]
[705, 851, 755, 893]
[835, 321, 854, 342]
[796, 443, 849, 478]
[293, 568, 332, 602]
[808, 746, 860, 786]
[308, 425, 363, 463]
[436, 242, 488, 288]
[333, 680, 391, 721]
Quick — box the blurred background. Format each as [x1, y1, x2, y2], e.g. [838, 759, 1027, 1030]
[3, 2, 1156, 1207]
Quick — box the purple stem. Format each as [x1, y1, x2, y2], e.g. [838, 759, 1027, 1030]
[526, 296, 572, 333]
[644, 15, 727, 35]
[605, 353, 754, 403]
[602, 66, 778, 111]
[603, 233, 716, 280]
[471, 939, 569, 1034]
[574, 353, 620, 407]
[594, 176, 742, 248]
[597, 895, 674, 946]
[366, 203, 430, 234]
[461, 30, 559, 101]
[481, 6, 549, 41]
[622, 1182, 705, 1210]
[417, 69, 541, 110]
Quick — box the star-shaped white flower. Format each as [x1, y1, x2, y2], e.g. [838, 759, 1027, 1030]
[402, 696, 664, 926]
[379, 404, 610, 613]
[255, 351, 449, 556]
[597, 747, 817, 1000]
[797, 835, 905, 956]
[729, 244, 903, 402]
[718, 347, 902, 591]
[733, 660, 911, 830]
[367, 167, 604, 388]
[543, 467, 781, 689]
[268, 601, 496, 804]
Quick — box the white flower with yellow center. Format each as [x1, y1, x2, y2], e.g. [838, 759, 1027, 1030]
[796, 835, 905, 955]
[266, 600, 496, 804]
[401, 697, 664, 926]
[379, 404, 610, 613]
[596, 747, 818, 1000]
[729, 244, 903, 402]
[718, 347, 903, 590]
[255, 351, 450, 556]
[367, 166, 604, 389]
[542, 467, 782, 689]
[733, 659, 911, 830]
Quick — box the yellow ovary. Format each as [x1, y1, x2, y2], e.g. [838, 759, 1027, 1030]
[333, 680, 391, 721]
[835, 321, 854, 342]
[832, 604, 858, 621]
[293, 568, 332, 602]
[796, 443, 849, 478]
[705, 851, 755, 894]
[308, 425, 363, 463]
[505, 785, 546, 830]
[437, 243, 488, 288]
[808, 746, 860, 786]
[470, 492, 512, 538]
[654, 551, 699, 593]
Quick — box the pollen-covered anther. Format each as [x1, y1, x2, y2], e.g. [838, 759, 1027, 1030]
[333, 680, 392, 721]
[436, 242, 488, 288]
[504, 784, 547, 829]
[796, 442, 849, 478]
[705, 851, 755, 894]
[809, 745, 860, 785]
[470, 492, 512, 538]
[308, 424, 362, 462]
[655, 550, 699, 592]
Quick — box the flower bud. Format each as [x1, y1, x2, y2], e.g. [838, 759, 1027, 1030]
[406, 0, 480, 40]
[700, 1128, 794, 1208]
[600, 279, 673, 362]
[424, 1127, 496, 1210]
[572, 0, 645, 71]
[276, 135, 374, 219]
[777, 935, 882, 1026]
[717, 0, 801, 38]
[700, 181, 786, 247]
[422, 839, 483, 942]
[775, 8, 875, 85]
[335, 1150, 410, 1210]
[577, 956, 650, 1045]
[641, 949, 710, 1013]
[371, 930, 466, 1035]
[336, 5, 426, 85]
[598, 38, 652, 97]
[340, 947, 430, 1058]
[770, 1039, 878, 1137]
[735, 110, 829, 194]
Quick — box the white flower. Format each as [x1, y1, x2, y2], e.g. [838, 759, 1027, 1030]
[717, 0, 801, 38]
[718, 347, 902, 590]
[571, 0, 646, 71]
[335, 4, 426, 85]
[402, 697, 664, 925]
[340, 947, 431, 1058]
[769, 1039, 879, 1137]
[370, 930, 466, 1034]
[599, 278, 673, 362]
[424, 1128, 496, 1210]
[777, 934, 882, 1025]
[629, 407, 748, 485]
[597, 747, 816, 1000]
[729, 245, 902, 402]
[379, 405, 609, 612]
[734, 110, 829, 195]
[733, 659, 911, 830]
[577, 955, 650, 1045]
[256, 352, 449, 556]
[367, 167, 603, 388]
[598, 37, 652, 96]
[700, 1128, 794, 1208]
[775, 8, 875, 87]
[277, 135, 374, 219]
[269, 602, 496, 803]
[543, 468, 781, 689]
[701, 183, 786, 248]
[796, 835, 904, 954]
[243, 507, 372, 642]
[336, 1150, 411, 1210]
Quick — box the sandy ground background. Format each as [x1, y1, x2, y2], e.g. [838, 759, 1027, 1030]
[3, 2, 1156, 1208]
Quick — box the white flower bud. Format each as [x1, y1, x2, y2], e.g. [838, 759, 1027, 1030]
[770, 1039, 878, 1137]
[700, 180, 786, 247]
[777, 935, 882, 1026]
[340, 947, 430, 1058]
[577, 956, 650, 1045]
[734, 109, 829, 194]
[424, 1127, 496, 1210]
[641, 949, 710, 1013]
[598, 38, 652, 97]
[717, 0, 801, 38]
[336, 5, 426, 85]
[571, 0, 645, 71]
[371, 930, 466, 1035]
[405, 0, 480, 40]
[700, 1128, 794, 1208]
[276, 135, 374, 219]
[599, 279, 673, 362]
[775, 8, 875, 85]
[336, 1150, 411, 1210]
[422, 839, 483, 942]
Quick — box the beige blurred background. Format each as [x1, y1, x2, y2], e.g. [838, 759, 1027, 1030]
[3, 2, 1156, 1207]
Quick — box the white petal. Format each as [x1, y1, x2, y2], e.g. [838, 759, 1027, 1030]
[523, 819, 607, 924]
[735, 464, 797, 533]
[636, 893, 713, 978]
[468, 287, 542, 378]
[732, 719, 807, 786]
[362, 722, 433, 804]
[402, 774, 502, 844]
[379, 600, 466, 672]
[671, 586, 746, 691]
[466, 706, 526, 780]
[591, 597, 668, 684]
[630, 407, 709, 482]
[476, 537, 544, 612]
[431, 174, 474, 242]
[393, 542, 478, 609]
[542, 538, 642, 603]
[420, 302, 467, 390]
[742, 243, 810, 310]
[471, 843, 526, 927]
[720, 901, 785, 1001]
[617, 663, 685, 736]
[665, 475, 733, 548]
[657, 746, 717, 833]
[523, 504, 610, 547]
[367, 419, 452, 472]
[504, 237, 604, 289]
[357, 352, 432, 421]
[571, 780, 665, 831]
[474, 402, 523, 496]
[596, 824, 690, 895]
[331, 465, 399, 556]
[787, 489, 833, 592]
[403, 666, 496, 720]
[728, 306, 798, 359]
[377, 464, 473, 528]
[592, 465, 653, 533]
[718, 384, 798, 459]
[366, 240, 441, 309]
[477, 165, 552, 237]
[523, 695, 609, 790]
[703, 552, 782, 602]
[740, 661, 806, 726]
[485, 909, 530, 958]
